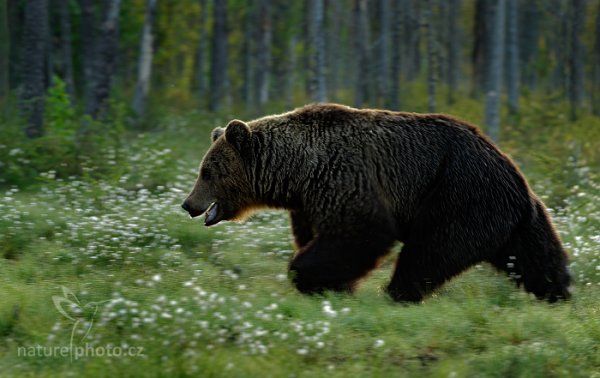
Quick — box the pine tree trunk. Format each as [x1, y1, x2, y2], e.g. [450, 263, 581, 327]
[84, 0, 121, 120]
[302, 2, 311, 97]
[59, 0, 74, 101]
[568, 0, 586, 121]
[209, 0, 227, 112]
[424, 0, 436, 112]
[548, 0, 568, 94]
[472, 0, 489, 96]
[484, 0, 505, 142]
[195, 0, 207, 103]
[20, 0, 47, 138]
[593, 3, 600, 116]
[353, 0, 368, 107]
[309, 0, 326, 102]
[270, 1, 288, 103]
[80, 0, 96, 105]
[45, 2, 53, 90]
[389, 0, 403, 110]
[241, 1, 254, 110]
[255, 0, 271, 106]
[132, 0, 157, 118]
[405, 0, 421, 80]
[505, 0, 519, 114]
[7, 0, 20, 92]
[327, 0, 341, 101]
[0, 0, 9, 101]
[377, 0, 390, 106]
[286, 35, 297, 108]
[446, 0, 460, 104]
[519, 0, 539, 90]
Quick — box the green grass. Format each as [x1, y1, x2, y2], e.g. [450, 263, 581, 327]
[1, 104, 600, 377]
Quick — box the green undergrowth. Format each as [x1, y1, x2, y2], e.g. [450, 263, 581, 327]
[0, 96, 600, 377]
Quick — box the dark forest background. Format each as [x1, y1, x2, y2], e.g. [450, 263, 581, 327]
[2, 3, 600, 376]
[3, 0, 600, 131]
[1, 0, 600, 186]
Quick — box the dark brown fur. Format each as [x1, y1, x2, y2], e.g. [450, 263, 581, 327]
[183, 103, 571, 303]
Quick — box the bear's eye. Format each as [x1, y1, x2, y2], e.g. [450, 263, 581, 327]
[201, 168, 212, 181]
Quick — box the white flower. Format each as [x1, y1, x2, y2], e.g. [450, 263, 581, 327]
[296, 348, 309, 355]
[8, 148, 22, 156]
[322, 301, 337, 317]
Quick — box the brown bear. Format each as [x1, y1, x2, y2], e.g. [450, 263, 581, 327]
[182, 103, 571, 303]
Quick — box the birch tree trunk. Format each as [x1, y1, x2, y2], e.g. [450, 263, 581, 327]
[484, 0, 505, 142]
[20, 0, 47, 138]
[59, 0, 74, 101]
[505, 0, 519, 114]
[132, 0, 157, 118]
[84, 0, 121, 120]
[209, 0, 227, 112]
[309, 0, 326, 102]
[0, 0, 9, 101]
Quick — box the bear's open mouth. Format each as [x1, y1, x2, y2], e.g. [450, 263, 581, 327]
[204, 202, 220, 226]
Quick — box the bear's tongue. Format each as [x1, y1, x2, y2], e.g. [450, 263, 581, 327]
[204, 202, 219, 226]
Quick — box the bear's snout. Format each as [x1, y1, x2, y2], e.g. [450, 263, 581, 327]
[181, 199, 204, 218]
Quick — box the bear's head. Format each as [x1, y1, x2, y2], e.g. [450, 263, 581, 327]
[182, 119, 255, 226]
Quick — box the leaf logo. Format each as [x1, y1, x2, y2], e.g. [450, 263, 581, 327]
[52, 286, 109, 351]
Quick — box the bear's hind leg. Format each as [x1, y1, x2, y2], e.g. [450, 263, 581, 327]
[386, 243, 480, 303]
[289, 229, 395, 295]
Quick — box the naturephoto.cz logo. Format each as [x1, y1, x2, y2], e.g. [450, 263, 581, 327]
[17, 286, 144, 361]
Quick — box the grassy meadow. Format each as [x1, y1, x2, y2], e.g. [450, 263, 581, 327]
[1, 96, 600, 377]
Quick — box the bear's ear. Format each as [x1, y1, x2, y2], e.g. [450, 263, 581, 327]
[211, 127, 225, 143]
[225, 119, 251, 152]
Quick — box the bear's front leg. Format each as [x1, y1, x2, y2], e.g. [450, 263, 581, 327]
[288, 230, 395, 295]
[290, 210, 314, 249]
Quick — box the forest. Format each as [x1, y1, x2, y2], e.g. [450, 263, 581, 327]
[1, 0, 600, 377]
